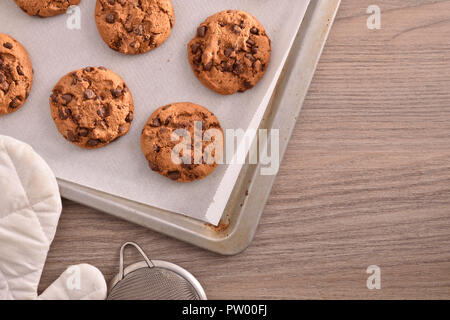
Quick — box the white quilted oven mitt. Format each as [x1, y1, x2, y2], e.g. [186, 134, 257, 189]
[0, 135, 107, 300]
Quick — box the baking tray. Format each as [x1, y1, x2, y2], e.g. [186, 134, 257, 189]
[59, 0, 341, 255]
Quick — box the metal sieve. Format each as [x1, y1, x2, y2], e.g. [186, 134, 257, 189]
[107, 242, 207, 300]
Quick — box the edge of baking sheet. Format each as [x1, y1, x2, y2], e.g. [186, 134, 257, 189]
[59, 0, 341, 255]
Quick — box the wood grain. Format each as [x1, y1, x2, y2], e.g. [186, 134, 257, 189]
[39, 0, 450, 299]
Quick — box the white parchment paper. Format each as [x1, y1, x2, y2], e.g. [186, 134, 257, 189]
[0, 0, 310, 225]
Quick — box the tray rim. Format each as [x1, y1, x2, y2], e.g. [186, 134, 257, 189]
[59, 0, 341, 255]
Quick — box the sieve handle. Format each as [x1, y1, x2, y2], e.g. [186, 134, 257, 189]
[118, 242, 154, 280]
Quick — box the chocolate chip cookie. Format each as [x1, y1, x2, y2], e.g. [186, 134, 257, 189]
[95, 0, 175, 55]
[14, 0, 81, 17]
[188, 10, 271, 95]
[0, 33, 33, 116]
[141, 102, 223, 182]
[50, 67, 134, 149]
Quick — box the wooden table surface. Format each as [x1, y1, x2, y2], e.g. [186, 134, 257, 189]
[39, 0, 450, 299]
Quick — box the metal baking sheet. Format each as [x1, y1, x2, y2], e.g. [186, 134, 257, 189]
[60, 0, 341, 255]
[0, 0, 311, 226]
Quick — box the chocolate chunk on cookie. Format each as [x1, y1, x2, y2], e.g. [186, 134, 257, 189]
[14, 0, 81, 17]
[188, 10, 271, 95]
[0, 33, 33, 116]
[141, 102, 223, 182]
[95, 0, 175, 55]
[50, 66, 134, 149]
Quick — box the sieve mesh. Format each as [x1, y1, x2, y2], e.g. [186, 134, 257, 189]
[108, 267, 201, 300]
[107, 242, 205, 300]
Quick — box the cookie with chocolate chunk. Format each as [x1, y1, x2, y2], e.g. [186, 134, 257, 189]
[141, 102, 223, 182]
[188, 10, 271, 95]
[95, 0, 175, 55]
[14, 0, 81, 17]
[0, 33, 33, 116]
[50, 66, 134, 149]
